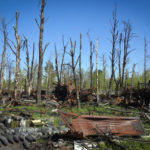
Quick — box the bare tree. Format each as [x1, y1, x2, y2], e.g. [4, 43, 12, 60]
[7, 11, 22, 101]
[87, 32, 94, 88]
[130, 64, 136, 98]
[6, 58, 13, 94]
[79, 33, 82, 89]
[114, 33, 122, 96]
[32, 62, 38, 91]
[108, 7, 119, 97]
[54, 36, 67, 85]
[102, 54, 107, 93]
[36, 0, 49, 104]
[46, 59, 53, 94]
[96, 39, 99, 103]
[60, 36, 67, 84]
[90, 41, 94, 88]
[117, 33, 122, 88]
[68, 38, 80, 108]
[120, 21, 134, 89]
[55, 44, 60, 84]
[131, 64, 136, 89]
[125, 69, 128, 90]
[23, 38, 36, 97]
[0, 17, 8, 92]
[23, 38, 29, 96]
[144, 37, 148, 88]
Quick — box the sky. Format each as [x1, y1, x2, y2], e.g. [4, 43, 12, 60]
[0, 0, 150, 76]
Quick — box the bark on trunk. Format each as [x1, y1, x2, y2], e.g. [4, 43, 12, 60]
[7, 12, 21, 101]
[90, 41, 93, 88]
[79, 33, 82, 90]
[120, 21, 133, 89]
[108, 7, 118, 97]
[55, 45, 60, 85]
[37, 0, 47, 104]
[0, 18, 7, 92]
[96, 39, 99, 104]
[144, 37, 147, 88]
[70, 39, 80, 108]
[102, 54, 107, 93]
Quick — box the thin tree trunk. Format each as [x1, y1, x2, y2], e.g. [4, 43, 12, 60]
[108, 7, 118, 97]
[60, 36, 66, 84]
[7, 12, 21, 101]
[90, 41, 94, 88]
[102, 54, 107, 93]
[125, 69, 128, 90]
[144, 37, 147, 88]
[118, 33, 122, 89]
[130, 64, 136, 98]
[96, 39, 99, 104]
[47, 64, 51, 93]
[79, 33, 82, 90]
[70, 39, 80, 108]
[28, 43, 35, 96]
[131, 64, 136, 89]
[0, 18, 7, 91]
[121, 21, 134, 89]
[36, 0, 49, 104]
[55, 45, 60, 85]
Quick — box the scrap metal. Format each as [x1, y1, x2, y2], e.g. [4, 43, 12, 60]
[58, 110, 145, 138]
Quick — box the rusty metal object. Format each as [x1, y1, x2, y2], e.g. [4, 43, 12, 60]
[58, 110, 145, 138]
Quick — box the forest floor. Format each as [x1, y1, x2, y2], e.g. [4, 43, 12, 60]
[0, 101, 150, 150]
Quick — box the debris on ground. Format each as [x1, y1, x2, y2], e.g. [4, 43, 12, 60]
[58, 110, 145, 138]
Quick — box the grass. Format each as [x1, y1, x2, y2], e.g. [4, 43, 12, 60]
[1, 103, 150, 149]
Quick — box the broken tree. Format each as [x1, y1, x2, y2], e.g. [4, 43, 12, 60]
[0, 17, 8, 92]
[144, 37, 148, 88]
[36, 0, 49, 104]
[23, 38, 36, 97]
[7, 11, 22, 101]
[68, 38, 80, 108]
[54, 36, 67, 85]
[120, 20, 134, 89]
[108, 7, 118, 97]
[96, 39, 100, 104]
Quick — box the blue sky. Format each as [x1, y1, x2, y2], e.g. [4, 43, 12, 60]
[0, 0, 150, 76]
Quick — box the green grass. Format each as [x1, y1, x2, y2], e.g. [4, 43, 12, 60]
[1, 103, 150, 149]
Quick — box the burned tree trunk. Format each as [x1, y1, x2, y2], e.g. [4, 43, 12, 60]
[96, 39, 99, 104]
[70, 38, 80, 108]
[108, 7, 118, 97]
[60, 36, 66, 84]
[125, 69, 128, 90]
[23, 38, 30, 96]
[87, 32, 94, 89]
[46, 61, 52, 93]
[36, 0, 49, 104]
[79, 33, 82, 90]
[28, 43, 35, 96]
[7, 11, 21, 101]
[23, 38, 35, 97]
[131, 64, 136, 89]
[102, 54, 107, 93]
[144, 37, 147, 88]
[7, 59, 13, 94]
[117, 33, 122, 89]
[90, 41, 94, 88]
[121, 21, 134, 89]
[55, 36, 67, 85]
[55, 45, 60, 84]
[130, 64, 136, 98]
[0, 18, 7, 92]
